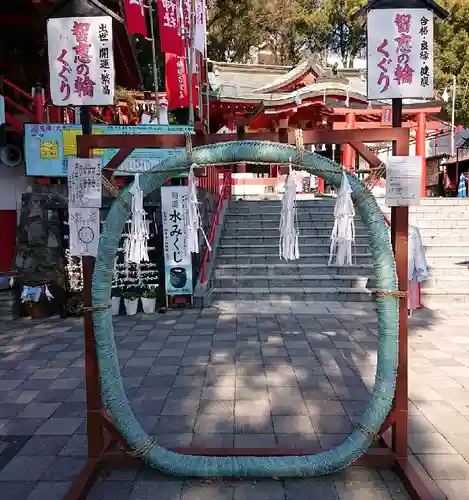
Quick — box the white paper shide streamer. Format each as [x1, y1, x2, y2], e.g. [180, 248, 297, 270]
[187, 164, 210, 254]
[329, 172, 355, 266]
[279, 172, 299, 261]
[124, 174, 149, 264]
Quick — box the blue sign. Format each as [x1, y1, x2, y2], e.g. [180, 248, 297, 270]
[24, 123, 193, 177]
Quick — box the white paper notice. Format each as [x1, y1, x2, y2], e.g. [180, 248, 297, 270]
[385, 156, 422, 207]
[67, 158, 102, 208]
[69, 207, 100, 257]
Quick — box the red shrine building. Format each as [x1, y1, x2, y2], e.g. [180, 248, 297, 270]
[206, 59, 452, 197]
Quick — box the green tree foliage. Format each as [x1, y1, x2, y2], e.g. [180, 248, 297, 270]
[295, 0, 367, 68]
[434, 0, 469, 125]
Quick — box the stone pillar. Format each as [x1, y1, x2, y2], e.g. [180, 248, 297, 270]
[416, 112, 427, 197]
[342, 112, 356, 170]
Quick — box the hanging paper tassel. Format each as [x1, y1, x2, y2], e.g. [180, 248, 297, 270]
[329, 172, 355, 266]
[187, 164, 210, 254]
[124, 174, 149, 264]
[44, 285, 54, 301]
[279, 170, 300, 261]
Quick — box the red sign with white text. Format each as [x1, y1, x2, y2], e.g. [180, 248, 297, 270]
[123, 0, 148, 37]
[157, 0, 185, 56]
[165, 53, 199, 110]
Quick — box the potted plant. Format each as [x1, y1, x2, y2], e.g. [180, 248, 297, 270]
[110, 287, 122, 316]
[122, 288, 140, 316]
[141, 285, 158, 314]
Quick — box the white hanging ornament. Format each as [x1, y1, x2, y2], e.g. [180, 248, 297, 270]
[187, 164, 210, 254]
[279, 162, 300, 261]
[329, 172, 355, 266]
[158, 97, 169, 125]
[124, 174, 149, 264]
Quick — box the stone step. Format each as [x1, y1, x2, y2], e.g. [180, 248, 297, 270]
[218, 243, 369, 256]
[421, 288, 469, 304]
[213, 274, 375, 289]
[212, 287, 375, 303]
[423, 245, 469, 257]
[225, 214, 365, 223]
[424, 275, 469, 288]
[216, 254, 374, 266]
[214, 263, 374, 276]
[222, 228, 370, 238]
[221, 235, 371, 246]
[224, 220, 366, 229]
[427, 266, 469, 276]
[425, 256, 469, 267]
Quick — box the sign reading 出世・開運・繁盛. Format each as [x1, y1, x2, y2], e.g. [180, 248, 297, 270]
[47, 16, 115, 106]
[367, 9, 433, 100]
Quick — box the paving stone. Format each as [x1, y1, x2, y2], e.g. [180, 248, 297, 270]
[26, 481, 72, 500]
[272, 415, 314, 434]
[284, 478, 339, 500]
[35, 417, 84, 435]
[129, 479, 184, 500]
[0, 481, 36, 500]
[194, 414, 234, 433]
[409, 433, 458, 454]
[59, 434, 87, 457]
[182, 480, 234, 500]
[416, 453, 469, 480]
[88, 480, 135, 500]
[18, 435, 69, 456]
[0, 418, 47, 435]
[334, 481, 392, 499]
[233, 480, 285, 499]
[436, 479, 469, 500]
[40, 456, 87, 481]
[17, 402, 61, 419]
[0, 455, 55, 481]
[192, 433, 234, 448]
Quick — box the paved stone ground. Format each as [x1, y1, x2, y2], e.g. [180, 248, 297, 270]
[0, 303, 468, 499]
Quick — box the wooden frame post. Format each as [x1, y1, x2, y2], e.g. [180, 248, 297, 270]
[64, 127, 434, 500]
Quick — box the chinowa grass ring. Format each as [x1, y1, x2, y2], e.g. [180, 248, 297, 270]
[91, 140, 398, 477]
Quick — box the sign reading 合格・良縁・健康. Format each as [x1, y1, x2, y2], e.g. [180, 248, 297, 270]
[47, 16, 115, 106]
[367, 9, 433, 100]
[161, 186, 193, 296]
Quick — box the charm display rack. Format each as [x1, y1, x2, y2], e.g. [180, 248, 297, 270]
[64, 128, 434, 500]
[61, 207, 161, 304]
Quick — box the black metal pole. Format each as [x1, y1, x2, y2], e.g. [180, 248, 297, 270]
[0, 76, 5, 147]
[390, 98, 403, 250]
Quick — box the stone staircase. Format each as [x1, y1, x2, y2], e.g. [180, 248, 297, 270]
[211, 198, 377, 308]
[377, 198, 469, 307]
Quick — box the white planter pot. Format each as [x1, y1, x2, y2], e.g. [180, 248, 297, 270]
[141, 297, 156, 314]
[124, 299, 139, 316]
[110, 296, 121, 316]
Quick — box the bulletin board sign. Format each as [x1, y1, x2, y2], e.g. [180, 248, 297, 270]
[24, 123, 193, 177]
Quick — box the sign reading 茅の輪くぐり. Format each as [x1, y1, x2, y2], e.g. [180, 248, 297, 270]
[367, 9, 433, 100]
[47, 16, 115, 106]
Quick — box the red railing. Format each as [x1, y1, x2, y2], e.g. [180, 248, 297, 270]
[383, 213, 422, 308]
[200, 171, 232, 284]
[1, 77, 45, 131]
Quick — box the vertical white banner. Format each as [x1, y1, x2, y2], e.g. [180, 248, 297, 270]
[48, 16, 115, 106]
[161, 186, 193, 296]
[367, 9, 433, 100]
[194, 0, 206, 55]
